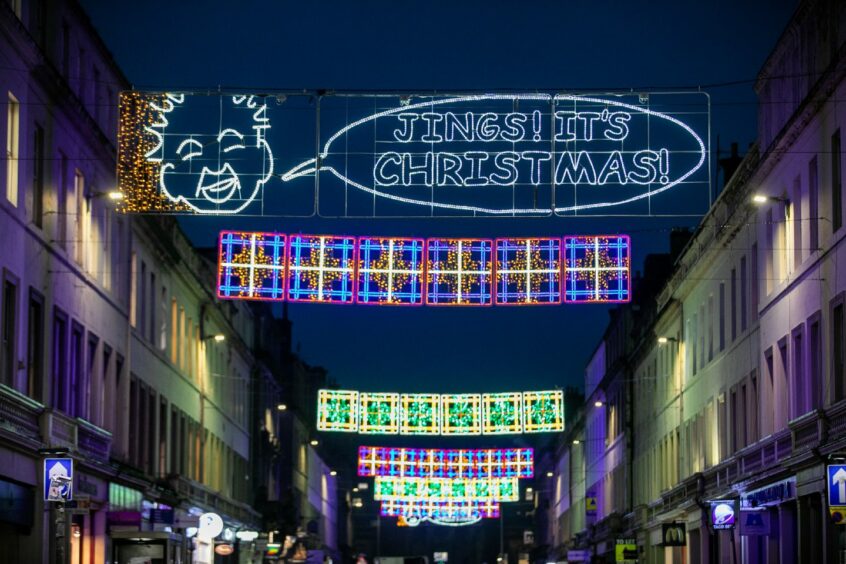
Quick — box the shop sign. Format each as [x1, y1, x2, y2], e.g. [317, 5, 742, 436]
[830, 507, 846, 525]
[710, 500, 736, 530]
[198, 512, 224, 540]
[741, 477, 795, 508]
[615, 538, 637, 563]
[660, 522, 686, 546]
[739, 510, 771, 536]
[43, 458, 73, 502]
[106, 510, 142, 527]
[828, 465, 846, 507]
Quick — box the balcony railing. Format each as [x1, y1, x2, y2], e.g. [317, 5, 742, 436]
[172, 475, 261, 527]
[0, 384, 42, 446]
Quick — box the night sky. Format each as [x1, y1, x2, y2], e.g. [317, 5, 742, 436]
[81, 0, 797, 394]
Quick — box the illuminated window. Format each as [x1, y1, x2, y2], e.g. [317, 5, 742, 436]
[6, 92, 20, 206]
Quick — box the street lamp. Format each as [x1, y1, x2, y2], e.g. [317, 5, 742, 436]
[572, 439, 580, 445]
[594, 400, 603, 407]
[658, 336, 678, 345]
[276, 403, 287, 411]
[329, 470, 337, 476]
[201, 333, 225, 343]
[751, 193, 789, 205]
[309, 439, 319, 447]
[546, 471, 554, 478]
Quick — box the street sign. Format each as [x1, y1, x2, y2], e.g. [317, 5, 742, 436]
[830, 507, 846, 525]
[43, 458, 73, 502]
[660, 523, 686, 546]
[828, 465, 846, 506]
[586, 495, 598, 516]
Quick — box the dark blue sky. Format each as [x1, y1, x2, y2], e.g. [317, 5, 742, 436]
[82, 0, 797, 393]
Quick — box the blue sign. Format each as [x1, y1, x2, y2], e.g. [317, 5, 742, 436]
[43, 458, 73, 502]
[828, 465, 846, 506]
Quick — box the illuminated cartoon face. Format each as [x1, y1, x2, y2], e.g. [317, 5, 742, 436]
[145, 94, 274, 214]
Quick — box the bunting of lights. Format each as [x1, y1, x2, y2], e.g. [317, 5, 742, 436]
[358, 447, 532, 527]
[217, 232, 630, 305]
[563, 235, 631, 303]
[317, 389, 563, 434]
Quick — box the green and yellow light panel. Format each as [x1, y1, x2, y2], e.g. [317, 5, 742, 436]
[400, 394, 441, 435]
[373, 477, 520, 503]
[360, 392, 401, 434]
[317, 389, 358, 432]
[523, 390, 565, 432]
[317, 389, 563, 435]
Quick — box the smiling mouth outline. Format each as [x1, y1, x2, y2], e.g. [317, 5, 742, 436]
[196, 162, 242, 204]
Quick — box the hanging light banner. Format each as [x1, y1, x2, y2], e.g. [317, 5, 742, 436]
[317, 389, 564, 435]
[357, 446, 534, 479]
[117, 91, 709, 217]
[217, 231, 630, 305]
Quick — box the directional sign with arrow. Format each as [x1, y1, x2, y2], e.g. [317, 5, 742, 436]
[827, 465, 846, 507]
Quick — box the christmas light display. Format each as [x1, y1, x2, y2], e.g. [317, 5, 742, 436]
[357, 238, 425, 305]
[482, 392, 523, 434]
[426, 239, 493, 305]
[316, 390, 358, 432]
[217, 231, 286, 300]
[317, 389, 563, 434]
[495, 238, 561, 304]
[523, 390, 565, 432]
[357, 447, 534, 479]
[441, 394, 482, 435]
[217, 231, 630, 305]
[287, 235, 356, 303]
[380, 499, 500, 521]
[400, 394, 441, 435]
[373, 476, 519, 503]
[119, 92, 708, 217]
[359, 393, 400, 434]
[563, 235, 631, 303]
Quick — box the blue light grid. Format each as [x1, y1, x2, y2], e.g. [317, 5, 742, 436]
[495, 238, 561, 304]
[217, 231, 286, 300]
[287, 235, 356, 302]
[426, 239, 493, 305]
[563, 235, 630, 303]
[357, 238, 425, 305]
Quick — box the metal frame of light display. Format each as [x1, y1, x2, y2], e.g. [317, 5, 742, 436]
[218, 232, 630, 305]
[118, 92, 709, 218]
[317, 389, 563, 434]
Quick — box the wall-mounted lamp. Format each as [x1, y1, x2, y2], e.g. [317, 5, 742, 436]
[546, 471, 554, 478]
[329, 470, 337, 476]
[572, 439, 580, 445]
[657, 336, 678, 345]
[594, 401, 604, 408]
[202, 333, 226, 343]
[309, 439, 319, 447]
[276, 403, 287, 411]
[751, 193, 789, 206]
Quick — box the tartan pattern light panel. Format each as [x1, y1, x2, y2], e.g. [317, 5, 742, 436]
[287, 235, 356, 303]
[359, 392, 400, 434]
[400, 394, 440, 435]
[317, 389, 563, 435]
[373, 477, 519, 503]
[216, 231, 631, 305]
[523, 390, 565, 432]
[482, 392, 523, 434]
[441, 394, 482, 435]
[563, 235, 631, 303]
[495, 238, 561, 304]
[316, 389, 358, 432]
[357, 238, 425, 305]
[217, 231, 286, 300]
[426, 239, 493, 305]
[380, 499, 501, 520]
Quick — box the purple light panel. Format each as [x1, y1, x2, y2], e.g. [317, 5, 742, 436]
[216, 231, 631, 305]
[287, 235, 356, 303]
[563, 235, 631, 303]
[217, 231, 286, 300]
[380, 499, 501, 520]
[356, 237, 425, 305]
[357, 446, 534, 479]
